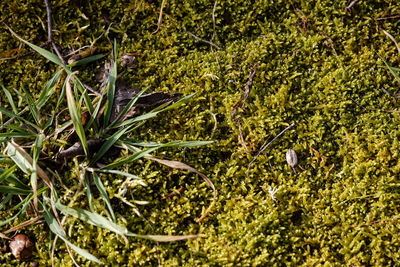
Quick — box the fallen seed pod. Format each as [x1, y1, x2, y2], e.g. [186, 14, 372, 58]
[9, 233, 34, 261]
[286, 149, 298, 173]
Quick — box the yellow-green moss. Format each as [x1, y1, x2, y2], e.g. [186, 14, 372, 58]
[1, 0, 400, 265]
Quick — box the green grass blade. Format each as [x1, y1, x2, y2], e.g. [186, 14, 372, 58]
[65, 74, 88, 157]
[5, 141, 34, 175]
[0, 166, 29, 189]
[1, 84, 18, 113]
[84, 172, 95, 212]
[95, 169, 144, 182]
[102, 144, 170, 170]
[42, 203, 103, 264]
[7, 26, 70, 71]
[55, 201, 128, 242]
[380, 56, 400, 83]
[36, 69, 63, 109]
[0, 185, 31, 195]
[113, 93, 196, 129]
[0, 194, 12, 210]
[89, 126, 131, 165]
[68, 54, 105, 68]
[73, 77, 95, 115]
[20, 86, 40, 126]
[93, 172, 116, 222]
[0, 132, 35, 138]
[0, 107, 41, 132]
[107, 87, 149, 129]
[103, 40, 118, 127]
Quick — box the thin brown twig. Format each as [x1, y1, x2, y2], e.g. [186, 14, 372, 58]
[376, 14, 400, 21]
[344, 0, 361, 14]
[44, 0, 66, 64]
[246, 123, 296, 178]
[187, 31, 221, 50]
[380, 28, 400, 55]
[153, 0, 167, 34]
[231, 63, 258, 120]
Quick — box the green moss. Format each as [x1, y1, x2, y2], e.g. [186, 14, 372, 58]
[2, 0, 400, 265]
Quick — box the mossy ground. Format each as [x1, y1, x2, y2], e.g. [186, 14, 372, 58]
[1, 0, 400, 265]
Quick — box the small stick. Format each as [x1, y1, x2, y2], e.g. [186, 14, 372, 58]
[380, 28, 400, 55]
[212, 0, 218, 41]
[376, 14, 400, 21]
[246, 123, 296, 177]
[231, 63, 258, 120]
[187, 31, 221, 50]
[44, 0, 66, 64]
[344, 0, 361, 14]
[153, 0, 167, 34]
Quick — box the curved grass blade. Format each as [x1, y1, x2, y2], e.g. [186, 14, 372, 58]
[37, 69, 63, 109]
[89, 125, 132, 165]
[107, 87, 149, 129]
[0, 107, 41, 132]
[42, 204, 103, 265]
[380, 55, 400, 83]
[113, 93, 196, 129]
[6, 26, 70, 70]
[1, 84, 17, 113]
[20, 86, 40, 127]
[93, 172, 116, 222]
[55, 201, 128, 243]
[65, 74, 88, 157]
[0, 166, 29, 189]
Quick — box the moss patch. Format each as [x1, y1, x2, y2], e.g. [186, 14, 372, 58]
[1, 0, 400, 265]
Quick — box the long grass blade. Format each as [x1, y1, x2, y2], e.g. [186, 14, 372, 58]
[92, 172, 116, 222]
[42, 204, 103, 264]
[7, 26, 70, 71]
[84, 172, 94, 212]
[0, 166, 29, 189]
[380, 56, 400, 83]
[36, 69, 63, 109]
[103, 40, 118, 127]
[1, 84, 18, 113]
[0, 185, 31, 195]
[65, 74, 88, 157]
[31, 134, 44, 211]
[20, 86, 40, 126]
[55, 201, 128, 243]
[112, 93, 196, 129]
[0, 107, 41, 132]
[0, 194, 12, 210]
[107, 87, 149, 129]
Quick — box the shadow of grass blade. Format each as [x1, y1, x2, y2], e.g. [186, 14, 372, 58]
[93, 172, 116, 222]
[65, 74, 89, 157]
[42, 203, 103, 265]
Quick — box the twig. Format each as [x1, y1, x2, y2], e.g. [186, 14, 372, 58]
[246, 123, 296, 177]
[44, 0, 66, 64]
[187, 31, 221, 50]
[380, 87, 400, 98]
[380, 28, 400, 55]
[344, 0, 361, 14]
[153, 0, 167, 34]
[231, 63, 258, 120]
[212, 0, 218, 41]
[376, 14, 400, 21]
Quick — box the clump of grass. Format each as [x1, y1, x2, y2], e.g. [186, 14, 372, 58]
[0, 30, 214, 264]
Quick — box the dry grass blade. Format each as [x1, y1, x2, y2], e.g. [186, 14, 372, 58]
[3, 216, 43, 235]
[154, 0, 167, 34]
[148, 156, 216, 222]
[0, 232, 10, 240]
[380, 28, 400, 55]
